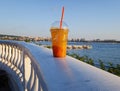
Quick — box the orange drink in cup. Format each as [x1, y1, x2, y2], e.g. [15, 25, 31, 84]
[50, 7, 69, 57]
[50, 24, 69, 57]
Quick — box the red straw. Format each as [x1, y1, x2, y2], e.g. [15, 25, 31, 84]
[60, 6, 64, 29]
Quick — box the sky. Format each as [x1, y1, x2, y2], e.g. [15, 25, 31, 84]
[0, 0, 120, 40]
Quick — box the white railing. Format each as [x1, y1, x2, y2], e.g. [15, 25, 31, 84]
[0, 40, 120, 91]
[0, 40, 48, 91]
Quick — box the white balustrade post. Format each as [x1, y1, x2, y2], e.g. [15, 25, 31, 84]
[23, 51, 27, 91]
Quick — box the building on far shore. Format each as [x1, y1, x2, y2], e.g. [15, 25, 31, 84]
[0, 34, 51, 42]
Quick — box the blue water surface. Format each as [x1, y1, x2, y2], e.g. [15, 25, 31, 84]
[68, 42, 120, 65]
[37, 41, 120, 65]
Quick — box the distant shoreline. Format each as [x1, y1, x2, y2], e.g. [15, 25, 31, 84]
[68, 41, 120, 43]
[0, 34, 120, 43]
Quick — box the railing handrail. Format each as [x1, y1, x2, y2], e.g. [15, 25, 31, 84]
[0, 40, 120, 91]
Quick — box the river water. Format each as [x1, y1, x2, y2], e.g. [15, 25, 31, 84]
[37, 41, 120, 65]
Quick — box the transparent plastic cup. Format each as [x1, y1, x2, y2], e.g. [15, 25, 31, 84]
[50, 21, 69, 57]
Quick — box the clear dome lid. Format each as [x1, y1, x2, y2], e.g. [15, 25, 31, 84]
[51, 21, 68, 29]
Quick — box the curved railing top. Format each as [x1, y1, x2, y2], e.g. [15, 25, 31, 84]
[0, 40, 120, 91]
